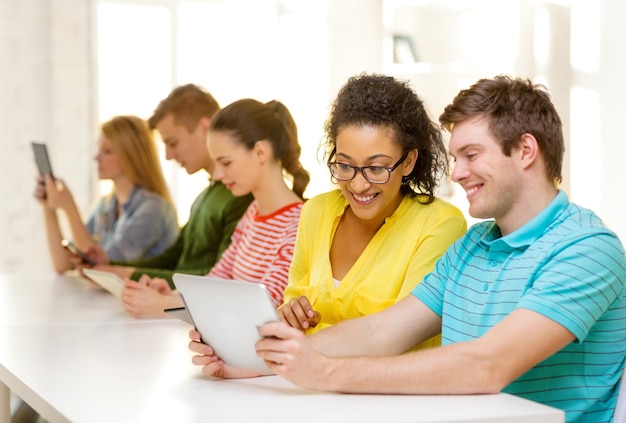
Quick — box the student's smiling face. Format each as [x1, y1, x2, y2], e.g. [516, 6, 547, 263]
[333, 124, 416, 223]
[449, 117, 525, 228]
[208, 130, 261, 197]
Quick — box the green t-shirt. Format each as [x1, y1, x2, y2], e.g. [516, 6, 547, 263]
[112, 181, 253, 287]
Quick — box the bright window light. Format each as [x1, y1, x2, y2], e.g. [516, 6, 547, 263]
[96, 3, 171, 120]
[97, 0, 331, 222]
[571, 2, 600, 72]
[96, 2, 177, 216]
[570, 86, 601, 209]
[533, 7, 550, 68]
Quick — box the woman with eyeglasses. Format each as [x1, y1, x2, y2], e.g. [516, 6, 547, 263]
[188, 73, 467, 377]
[276, 73, 467, 343]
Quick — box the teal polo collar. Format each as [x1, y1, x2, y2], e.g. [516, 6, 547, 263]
[480, 190, 569, 251]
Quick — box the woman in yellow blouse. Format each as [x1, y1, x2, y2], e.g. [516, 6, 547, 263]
[278, 74, 467, 348]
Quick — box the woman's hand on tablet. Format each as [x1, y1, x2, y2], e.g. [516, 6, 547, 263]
[188, 329, 267, 379]
[278, 296, 321, 332]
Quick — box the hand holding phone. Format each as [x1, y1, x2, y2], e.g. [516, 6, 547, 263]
[61, 239, 96, 266]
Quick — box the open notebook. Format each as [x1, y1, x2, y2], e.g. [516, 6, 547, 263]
[82, 268, 124, 298]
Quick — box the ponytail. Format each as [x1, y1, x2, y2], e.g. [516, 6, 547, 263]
[211, 99, 310, 199]
[265, 100, 310, 199]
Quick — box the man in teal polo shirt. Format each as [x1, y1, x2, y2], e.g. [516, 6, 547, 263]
[190, 75, 625, 423]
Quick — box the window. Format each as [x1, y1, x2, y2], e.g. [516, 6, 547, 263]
[96, 0, 330, 224]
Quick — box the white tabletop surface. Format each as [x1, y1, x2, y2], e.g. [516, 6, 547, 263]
[0, 273, 565, 423]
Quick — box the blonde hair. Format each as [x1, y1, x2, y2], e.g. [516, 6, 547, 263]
[101, 115, 174, 208]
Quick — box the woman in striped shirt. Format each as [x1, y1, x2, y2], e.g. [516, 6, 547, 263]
[121, 98, 309, 317]
[204, 98, 309, 306]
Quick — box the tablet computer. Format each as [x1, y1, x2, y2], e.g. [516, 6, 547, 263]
[172, 273, 278, 373]
[82, 268, 125, 298]
[164, 306, 193, 325]
[31, 141, 54, 178]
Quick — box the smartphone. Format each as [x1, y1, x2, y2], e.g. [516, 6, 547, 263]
[61, 239, 96, 266]
[31, 141, 54, 178]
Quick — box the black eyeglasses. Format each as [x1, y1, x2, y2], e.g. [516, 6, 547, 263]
[327, 151, 409, 184]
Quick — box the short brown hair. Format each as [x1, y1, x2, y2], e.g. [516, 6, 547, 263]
[148, 84, 219, 132]
[439, 75, 564, 185]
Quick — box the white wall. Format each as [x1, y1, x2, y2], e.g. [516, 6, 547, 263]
[0, 0, 96, 273]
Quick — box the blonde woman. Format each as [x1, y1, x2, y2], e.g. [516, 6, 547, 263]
[35, 115, 179, 273]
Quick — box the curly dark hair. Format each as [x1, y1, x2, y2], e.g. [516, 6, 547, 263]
[323, 73, 448, 203]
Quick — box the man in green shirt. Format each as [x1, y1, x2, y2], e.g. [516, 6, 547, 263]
[93, 84, 252, 286]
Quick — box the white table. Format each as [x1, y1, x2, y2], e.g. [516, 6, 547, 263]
[0, 273, 565, 423]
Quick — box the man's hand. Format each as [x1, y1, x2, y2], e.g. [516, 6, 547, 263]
[121, 277, 178, 318]
[142, 275, 172, 295]
[255, 321, 334, 390]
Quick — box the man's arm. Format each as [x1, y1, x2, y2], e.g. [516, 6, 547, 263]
[188, 295, 440, 379]
[309, 295, 441, 357]
[325, 308, 574, 394]
[257, 299, 575, 394]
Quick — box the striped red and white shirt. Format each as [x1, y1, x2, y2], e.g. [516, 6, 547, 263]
[208, 200, 303, 306]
